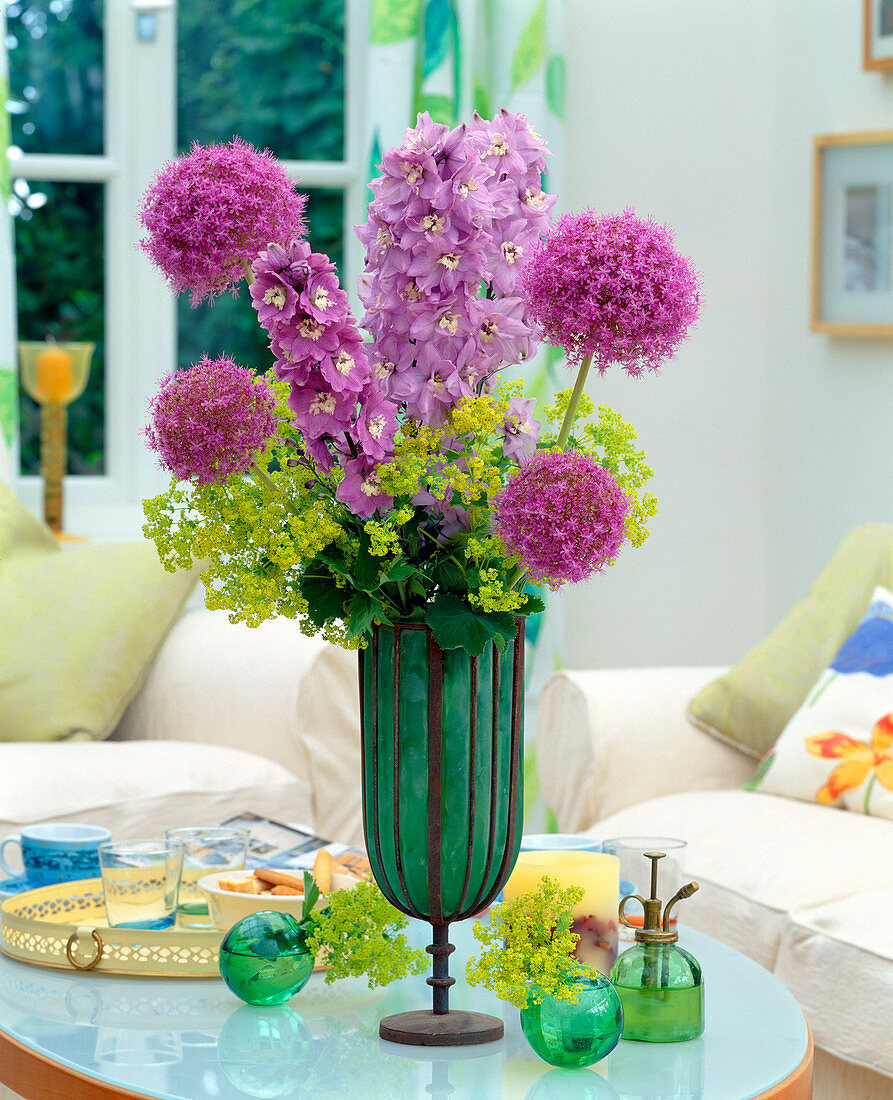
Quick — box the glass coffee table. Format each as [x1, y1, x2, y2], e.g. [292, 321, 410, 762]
[0, 924, 811, 1099]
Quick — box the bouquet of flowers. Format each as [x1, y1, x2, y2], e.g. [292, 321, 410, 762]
[140, 112, 700, 656]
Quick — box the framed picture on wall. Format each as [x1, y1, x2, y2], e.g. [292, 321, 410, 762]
[864, 0, 893, 70]
[811, 131, 893, 337]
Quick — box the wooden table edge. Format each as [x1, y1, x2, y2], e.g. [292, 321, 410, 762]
[0, 1027, 152, 1100]
[0, 1014, 816, 1100]
[755, 1021, 814, 1100]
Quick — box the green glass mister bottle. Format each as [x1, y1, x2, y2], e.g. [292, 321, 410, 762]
[609, 851, 704, 1042]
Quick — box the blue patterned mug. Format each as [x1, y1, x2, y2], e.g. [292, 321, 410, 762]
[0, 823, 112, 886]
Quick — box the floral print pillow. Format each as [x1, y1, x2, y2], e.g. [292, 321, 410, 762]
[747, 585, 893, 818]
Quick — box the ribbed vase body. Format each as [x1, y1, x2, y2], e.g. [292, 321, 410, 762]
[359, 622, 525, 925]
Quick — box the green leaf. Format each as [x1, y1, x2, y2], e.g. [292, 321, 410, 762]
[422, 0, 451, 78]
[382, 558, 418, 583]
[407, 576, 431, 602]
[511, 0, 547, 92]
[353, 530, 380, 592]
[299, 568, 346, 627]
[430, 557, 466, 592]
[545, 54, 566, 118]
[520, 592, 546, 617]
[425, 594, 517, 655]
[370, 0, 421, 44]
[472, 81, 492, 121]
[301, 871, 320, 922]
[420, 93, 454, 125]
[317, 544, 352, 580]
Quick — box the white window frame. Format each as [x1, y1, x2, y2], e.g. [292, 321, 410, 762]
[11, 0, 368, 539]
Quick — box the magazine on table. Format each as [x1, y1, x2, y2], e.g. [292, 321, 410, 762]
[220, 812, 370, 877]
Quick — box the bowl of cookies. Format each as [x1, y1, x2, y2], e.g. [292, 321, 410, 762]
[199, 849, 364, 932]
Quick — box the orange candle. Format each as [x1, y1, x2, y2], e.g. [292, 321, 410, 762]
[34, 346, 74, 404]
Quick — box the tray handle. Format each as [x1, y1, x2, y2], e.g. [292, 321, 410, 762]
[65, 927, 104, 971]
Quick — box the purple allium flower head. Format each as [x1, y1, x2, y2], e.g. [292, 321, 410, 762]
[493, 450, 629, 585]
[145, 355, 277, 485]
[138, 138, 307, 305]
[521, 208, 701, 375]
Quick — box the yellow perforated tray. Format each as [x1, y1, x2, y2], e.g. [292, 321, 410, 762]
[0, 878, 223, 977]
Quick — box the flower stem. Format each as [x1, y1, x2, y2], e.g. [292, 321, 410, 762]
[864, 772, 877, 816]
[249, 463, 300, 516]
[556, 354, 593, 451]
[507, 564, 526, 591]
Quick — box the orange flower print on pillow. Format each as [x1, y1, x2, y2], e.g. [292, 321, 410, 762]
[806, 712, 893, 811]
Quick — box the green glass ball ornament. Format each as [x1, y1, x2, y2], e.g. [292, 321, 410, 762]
[520, 973, 623, 1069]
[219, 910, 315, 1006]
[525, 1067, 621, 1100]
[218, 1004, 315, 1098]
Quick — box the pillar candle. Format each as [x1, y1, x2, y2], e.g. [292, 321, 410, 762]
[34, 346, 74, 404]
[504, 851, 620, 976]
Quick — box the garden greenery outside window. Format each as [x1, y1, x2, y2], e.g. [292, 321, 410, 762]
[3, 0, 565, 542]
[5, 0, 356, 532]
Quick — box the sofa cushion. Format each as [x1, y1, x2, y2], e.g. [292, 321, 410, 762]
[748, 585, 893, 818]
[113, 608, 363, 846]
[774, 890, 893, 1077]
[590, 789, 893, 970]
[0, 484, 198, 743]
[687, 523, 893, 758]
[0, 741, 313, 857]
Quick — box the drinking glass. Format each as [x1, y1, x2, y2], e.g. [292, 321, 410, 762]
[98, 840, 184, 930]
[166, 826, 249, 927]
[601, 837, 687, 944]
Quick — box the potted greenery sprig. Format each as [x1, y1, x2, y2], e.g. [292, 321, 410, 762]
[466, 876, 624, 1068]
[218, 874, 427, 1006]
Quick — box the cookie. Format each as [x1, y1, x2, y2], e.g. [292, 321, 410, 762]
[218, 877, 263, 895]
[313, 848, 332, 892]
[254, 868, 304, 892]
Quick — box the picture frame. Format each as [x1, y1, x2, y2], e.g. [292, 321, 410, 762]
[811, 131, 893, 337]
[863, 0, 893, 71]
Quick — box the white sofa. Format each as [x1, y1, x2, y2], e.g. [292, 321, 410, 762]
[0, 430, 364, 857]
[537, 665, 893, 1099]
[0, 612, 363, 855]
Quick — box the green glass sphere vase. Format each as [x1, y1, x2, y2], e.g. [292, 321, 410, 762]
[219, 911, 315, 1006]
[520, 973, 623, 1068]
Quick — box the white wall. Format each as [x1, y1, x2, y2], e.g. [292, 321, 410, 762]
[559, 0, 893, 671]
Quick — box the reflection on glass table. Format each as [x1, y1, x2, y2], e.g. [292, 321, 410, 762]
[0, 923, 809, 1100]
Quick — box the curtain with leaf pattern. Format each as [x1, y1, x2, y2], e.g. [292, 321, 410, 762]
[365, 0, 565, 199]
[362, 0, 567, 748]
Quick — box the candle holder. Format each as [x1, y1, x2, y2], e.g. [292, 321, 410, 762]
[17, 340, 95, 538]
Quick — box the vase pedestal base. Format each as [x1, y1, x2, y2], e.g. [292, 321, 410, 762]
[379, 1009, 504, 1047]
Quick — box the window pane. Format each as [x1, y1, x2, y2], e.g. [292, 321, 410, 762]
[177, 189, 343, 372]
[15, 181, 105, 475]
[177, 0, 344, 161]
[6, 0, 103, 156]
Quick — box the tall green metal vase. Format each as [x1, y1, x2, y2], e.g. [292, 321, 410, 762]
[359, 621, 525, 1046]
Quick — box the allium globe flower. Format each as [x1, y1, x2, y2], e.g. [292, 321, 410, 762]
[521, 208, 700, 375]
[145, 355, 278, 485]
[138, 138, 307, 305]
[493, 450, 629, 585]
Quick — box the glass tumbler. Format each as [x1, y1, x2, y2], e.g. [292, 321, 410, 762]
[601, 837, 687, 944]
[99, 840, 184, 930]
[166, 826, 249, 927]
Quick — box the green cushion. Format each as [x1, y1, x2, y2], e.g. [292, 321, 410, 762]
[687, 523, 893, 758]
[0, 485, 198, 742]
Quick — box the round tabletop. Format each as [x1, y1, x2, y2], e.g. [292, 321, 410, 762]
[0, 925, 811, 1100]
